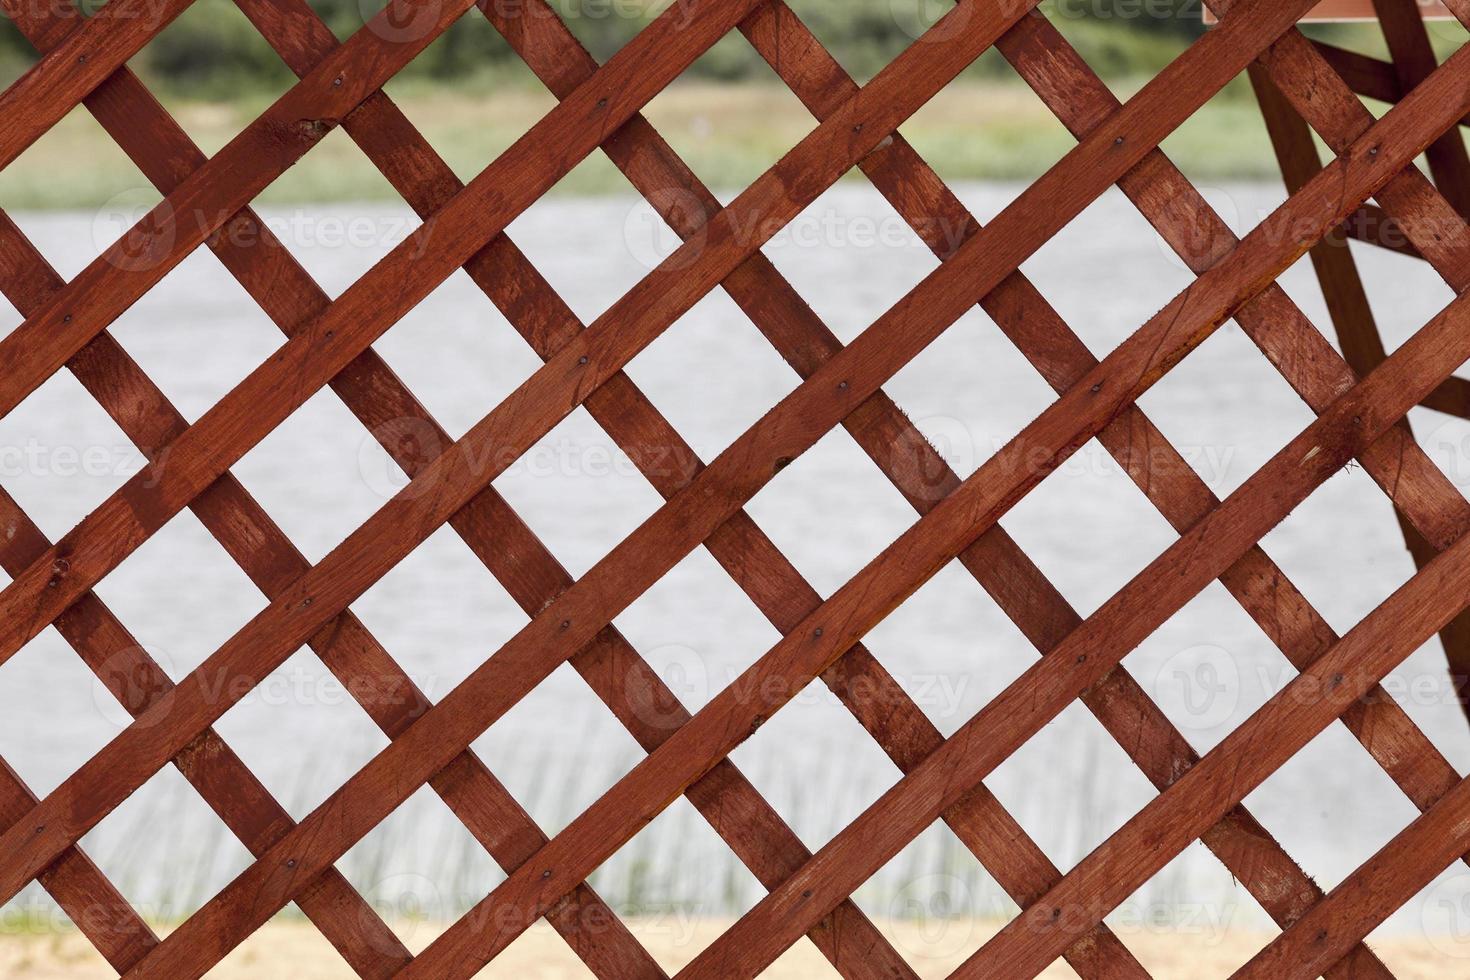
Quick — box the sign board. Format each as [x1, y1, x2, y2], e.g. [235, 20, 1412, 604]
[1204, 0, 1454, 23]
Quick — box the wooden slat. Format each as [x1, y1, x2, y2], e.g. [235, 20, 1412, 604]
[956, 407, 1470, 977]
[0, 0, 1045, 909]
[0, 0, 477, 424]
[1233, 774, 1470, 979]
[0, 2, 1319, 971]
[0, 0, 767, 674]
[0, 0, 195, 169]
[412, 45, 1470, 975]
[0, 755, 159, 972]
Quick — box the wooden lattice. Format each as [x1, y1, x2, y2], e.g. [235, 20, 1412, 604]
[2, 0, 1470, 975]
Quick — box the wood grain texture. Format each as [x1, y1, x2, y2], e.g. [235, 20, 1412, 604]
[0, 0, 1466, 975]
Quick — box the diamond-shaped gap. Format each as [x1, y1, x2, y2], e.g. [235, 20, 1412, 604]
[1133, 304, 1316, 499]
[1242, 721, 1420, 895]
[727, 674, 903, 852]
[0, 367, 150, 538]
[896, 46, 1078, 188]
[881, 302, 1061, 484]
[79, 761, 254, 920]
[491, 405, 664, 580]
[863, 558, 1039, 741]
[1103, 837, 1269, 978]
[210, 645, 391, 819]
[376, 11, 551, 189]
[618, 287, 801, 465]
[104, 243, 285, 424]
[214, 912, 362, 974]
[1121, 582, 1290, 755]
[335, 782, 504, 953]
[987, 697, 1158, 878]
[779, 0, 919, 84]
[1019, 183, 1199, 362]
[846, 819, 1006, 975]
[368, 265, 545, 442]
[1001, 434, 1179, 618]
[610, 545, 783, 719]
[471, 659, 643, 838]
[1255, 461, 1417, 636]
[1346, 220, 1459, 358]
[1155, 74, 1278, 185]
[755, 180, 941, 346]
[636, 31, 811, 195]
[229, 385, 404, 564]
[126, 0, 296, 116]
[0, 629, 119, 796]
[740, 424, 917, 600]
[86, 508, 266, 682]
[0, 101, 152, 217]
[349, 523, 527, 697]
[501, 157, 655, 323]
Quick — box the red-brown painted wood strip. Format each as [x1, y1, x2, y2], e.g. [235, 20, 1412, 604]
[956, 386, 1470, 976]
[1376, 0, 1470, 216]
[446, 49, 1470, 975]
[0, 0, 476, 425]
[0, 0, 195, 169]
[728, 6, 1392, 973]
[0, 4, 1315, 973]
[0, 0, 1041, 908]
[0, 8, 680, 978]
[236, 0, 1102, 974]
[682, 190, 1470, 980]
[0, 0, 763, 671]
[0, 754, 159, 971]
[996, 0, 1468, 817]
[1232, 774, 1470, 979]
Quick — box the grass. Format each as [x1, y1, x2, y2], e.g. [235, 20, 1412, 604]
[0, 78, 1286, 212]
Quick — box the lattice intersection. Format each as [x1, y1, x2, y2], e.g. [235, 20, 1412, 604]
[1, 0, 1469, 976]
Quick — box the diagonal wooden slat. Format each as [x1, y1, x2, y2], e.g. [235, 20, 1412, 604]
[225, 0, 1131, 975]
[0, 754, 159, 972]
[0, 0, 196, 169]
[0, 0, 477, 420]
[958, 407, 1470, 977]
[399, 45, 1470, 975]
[0, 0, 1051, 906]
[0, 212, 659, 978]
[0, 3, 1320, 967]
[1232, 773, 1470, 979]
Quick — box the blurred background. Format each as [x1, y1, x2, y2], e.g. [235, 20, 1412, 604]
[5, 1, 1470, 975]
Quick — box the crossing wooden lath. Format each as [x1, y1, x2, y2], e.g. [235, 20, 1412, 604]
[2, 0, 1470, 975]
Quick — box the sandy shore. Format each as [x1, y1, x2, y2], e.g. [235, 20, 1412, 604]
[1, 917, 1465, 978]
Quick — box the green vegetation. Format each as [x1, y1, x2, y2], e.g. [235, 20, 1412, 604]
[0, 0, 1461, 207]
